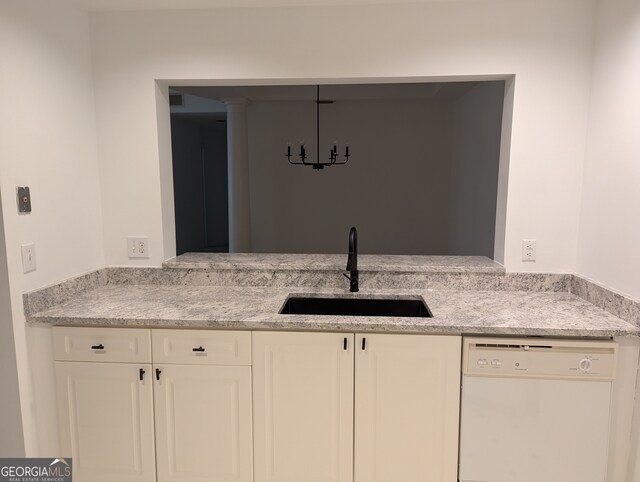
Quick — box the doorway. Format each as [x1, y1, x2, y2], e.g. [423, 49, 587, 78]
[170, 93, 229, 255]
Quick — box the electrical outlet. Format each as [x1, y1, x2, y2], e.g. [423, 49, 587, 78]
[21, 243, 36, 273]
[522, 239, 536, 262]
[127, 237, 150, 259]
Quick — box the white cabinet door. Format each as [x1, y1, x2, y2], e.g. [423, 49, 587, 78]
[55, 361, 155, 482]
[253, 332, 354, 482]
[354, 334, 461, 482]
[154, 364, 253, 482]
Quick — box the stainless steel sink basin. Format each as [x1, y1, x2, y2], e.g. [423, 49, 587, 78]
[279, 296, 433, 318]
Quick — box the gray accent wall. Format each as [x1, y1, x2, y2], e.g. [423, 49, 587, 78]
[246, 82, 504, 256]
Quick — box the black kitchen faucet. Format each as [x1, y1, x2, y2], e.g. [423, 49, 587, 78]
[344, 227, 359, 292]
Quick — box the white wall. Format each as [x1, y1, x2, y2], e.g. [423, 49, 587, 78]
[247, 97, 457, 255]
[0, 0, 104, 455]
[449, 81, 505, 256]
[576, 0, 640, 300]
[0, 192, 25, 457]
[90, 0, 596, 272]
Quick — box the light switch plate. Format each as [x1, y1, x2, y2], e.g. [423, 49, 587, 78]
[127, 237, 149, 259]
[21, 243, 36, 273]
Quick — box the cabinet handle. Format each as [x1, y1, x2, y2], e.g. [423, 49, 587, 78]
[139, 368, 146, 381]
[155, 368, 162, 381]
[91, 344, 105, 350]
[343, 338, 348, 350]
[362, 338, 366, 351]
[192, 346, 206, 352]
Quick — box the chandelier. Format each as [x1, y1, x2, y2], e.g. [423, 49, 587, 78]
[285, 85, 351, 170]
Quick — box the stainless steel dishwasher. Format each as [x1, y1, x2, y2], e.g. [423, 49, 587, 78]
[459, 337, 617, 482]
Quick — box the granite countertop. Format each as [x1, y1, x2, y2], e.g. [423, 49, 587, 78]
[27, 284, 640, 337]
[163, 253, 505, 274]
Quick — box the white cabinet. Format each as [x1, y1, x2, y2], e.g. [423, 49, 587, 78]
[252, 332, 461, 482]
[154, 364, 253, 482]
[55, 327, 461, 482]
[252, 331, 355, 482]
[53, 327, 151, 363]
[55, 361, 156, 482]
[354, 334, 461, 482]
[152, 329, 251, 366]
[54, 327, 155, 482]
[54, 327, 253, 482]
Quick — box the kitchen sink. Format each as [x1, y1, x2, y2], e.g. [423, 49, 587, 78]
[279, 296, 433, 318]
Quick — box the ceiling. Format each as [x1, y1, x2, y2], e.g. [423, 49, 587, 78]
[72, 0, 486, 11]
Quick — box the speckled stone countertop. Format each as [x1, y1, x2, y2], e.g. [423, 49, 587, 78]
[163, 253, 505, 274]
[27, 285, 639, 337]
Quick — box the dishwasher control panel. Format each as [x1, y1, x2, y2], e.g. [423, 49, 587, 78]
[463, 337, 617, 381]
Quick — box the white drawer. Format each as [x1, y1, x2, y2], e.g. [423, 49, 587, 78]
[152, 329, 251, 366]
[53, 327, 152, 363]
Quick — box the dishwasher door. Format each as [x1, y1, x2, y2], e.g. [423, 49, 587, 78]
[458, 337, 617, 482]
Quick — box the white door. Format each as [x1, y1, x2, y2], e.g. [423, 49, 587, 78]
[252, 331, 354, 482]
[55, 361, 156, 482]
[154, 364, 253, 482]
[354, 334, 461, 482]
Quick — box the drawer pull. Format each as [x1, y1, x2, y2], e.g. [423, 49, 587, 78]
[156, 368, 162, 381]
[139, 368, 146, 381]
[192, 346, 206, 352]
[91, 344, 105, 350]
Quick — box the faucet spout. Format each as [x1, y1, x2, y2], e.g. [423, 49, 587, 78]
[346, 227, 359, 292]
